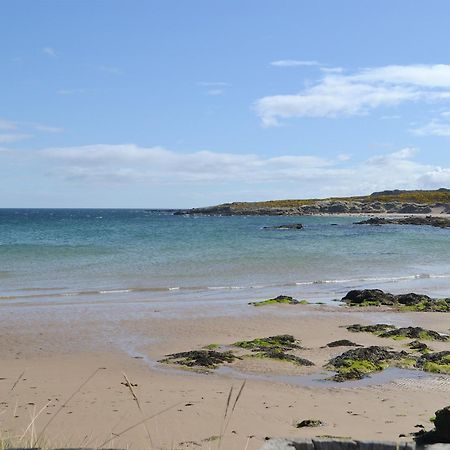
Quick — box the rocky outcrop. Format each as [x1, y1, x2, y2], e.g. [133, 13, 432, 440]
[415, 405, 450, 444]
[355, 216, 450, 228]
[174, 189, 450, 216]
[264, 223, 303, 230]
[342, 289, 450, 312]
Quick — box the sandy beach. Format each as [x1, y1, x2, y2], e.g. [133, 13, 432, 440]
[1, 294, 449, 449]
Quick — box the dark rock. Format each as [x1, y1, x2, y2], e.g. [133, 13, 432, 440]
[258, 348, 314, 366]
[408, 340, 430, 352]
[249, 295, 301, 306]
[342, 289, 449, 311]
[395, 293, 431, 306]
[296, 419, 324, 428]
[325, 340, 362, 348]
[330, 346, 408, 368]
[346, 324, 395, 334]
[160, 350, 238, 369]
[415, 405, 450, 444]
[379, 326, 448, 342]
[265, 223, 303, 230]
[355, 216, 450, 228]
[342, 289, 396, 306]
[416, 351, 450, 373]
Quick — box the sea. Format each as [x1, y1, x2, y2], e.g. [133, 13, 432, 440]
[1, 208, 450, 306]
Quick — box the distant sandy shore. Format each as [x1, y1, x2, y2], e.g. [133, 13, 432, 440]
[1, 296, 449, 449]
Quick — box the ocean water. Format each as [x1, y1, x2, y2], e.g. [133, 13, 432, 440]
[1, 208, 450, 305]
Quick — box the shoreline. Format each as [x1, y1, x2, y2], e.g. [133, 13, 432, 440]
[1, 289, 449, 449]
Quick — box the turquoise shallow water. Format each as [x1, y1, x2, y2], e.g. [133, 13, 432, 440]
[1, 209, 450, 304]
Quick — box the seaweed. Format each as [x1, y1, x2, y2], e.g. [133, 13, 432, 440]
[249, 295, 308, 307]
[160, 350, 239, 369]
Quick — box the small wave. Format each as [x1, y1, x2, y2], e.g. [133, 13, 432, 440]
[99, 289, 132, 294]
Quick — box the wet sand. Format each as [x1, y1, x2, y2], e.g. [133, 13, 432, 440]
[0, 295, 449, 449]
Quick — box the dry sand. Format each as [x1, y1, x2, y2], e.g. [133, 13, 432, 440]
[1, 296, 449, 449]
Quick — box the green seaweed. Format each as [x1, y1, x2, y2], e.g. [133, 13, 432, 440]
[233, 334, 301, 351]
[159, 349, 238, 370]
[203, 343, 220, 350]
[249, 295, 308, 307]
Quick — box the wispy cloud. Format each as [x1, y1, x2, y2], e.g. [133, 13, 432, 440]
[256, 64, 450, 126]
[32, 144, 450, 194]
[270, 60, 320, 67]
[197, 81, 230, 96]
[0, 133, 31, 143]
[32, 123, 64, 133]
[0, 118, 17, 130]
[42, 46, 57, 57]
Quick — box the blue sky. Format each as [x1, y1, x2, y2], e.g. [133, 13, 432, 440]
[1, 1, 450, 207]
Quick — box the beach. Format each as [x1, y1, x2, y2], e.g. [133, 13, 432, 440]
[1, 292, 450, 449]
[1, 209, 449, 449]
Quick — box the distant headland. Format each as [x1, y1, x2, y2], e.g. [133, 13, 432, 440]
[176, 188, 450, 216]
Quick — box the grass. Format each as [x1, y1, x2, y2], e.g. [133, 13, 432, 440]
[213, 189, 450, 210]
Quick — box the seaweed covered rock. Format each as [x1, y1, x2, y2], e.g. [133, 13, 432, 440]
[355, 216, 450, 228]
[328, 346, 409, 382]
[347, 323, 448, 342]
[234, 335, 301, 351]
[342, 289, 450, 311]
[346, 323, 395, 334]
[160, 350, 238, 369]
[325, 340, 362, 348]
[259, 348, 314, 366]
[408, 340, 431, 353]
[379, 326, 448, 342]
[234, 335, 314, 366]
[415, 405, 450, 444]
[249, 295, 307, 307]
[342, 289, 396, 306]
[265, 223, 304, 230]
[416, 351, 450, 374]
[296, 419, 324, 428]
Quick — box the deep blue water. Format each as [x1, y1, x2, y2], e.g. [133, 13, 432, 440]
[1, 209, 449, 303]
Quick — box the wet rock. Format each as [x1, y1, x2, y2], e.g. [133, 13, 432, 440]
[296, 419, 324, 428]
[347, 324, 448, 342]
[159, 350, 239, 369]
[408, 340, 430, 352]
[234, 335, 314, 366]
[355, 215, 450, 228]
[415, 405, 450, 444]
[234, 335, 301, 351]
[257, 348, 314, 366]
[416, 351, 450, 374]
[379, 326, 448, 342]
[346, 324, 395, 334]
[249, 295, 307, 307]
[325, 340, 362, 348]
[342, 289, 450, 311]
[327, 346, 409, 382]
[342, 289, 396, 306]
[265, 223, 304, 230]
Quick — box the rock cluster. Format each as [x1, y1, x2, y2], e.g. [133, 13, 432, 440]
[355, 215, 450, 228]
[342, 289, 450, 311]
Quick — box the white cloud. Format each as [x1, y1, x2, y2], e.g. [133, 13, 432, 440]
[0, 133, 31, 143]
[271, 60, 320, 67]
[32, 123, 64, 133]
[0, 118, 17, 130]
[42, 46, 57, 57]
[256, 64, 450, 126]
[412, 111, 450, 137]
[35, 144, 450, 195]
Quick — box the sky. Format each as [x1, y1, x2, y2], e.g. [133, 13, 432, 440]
[1, 1, 450, 208]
